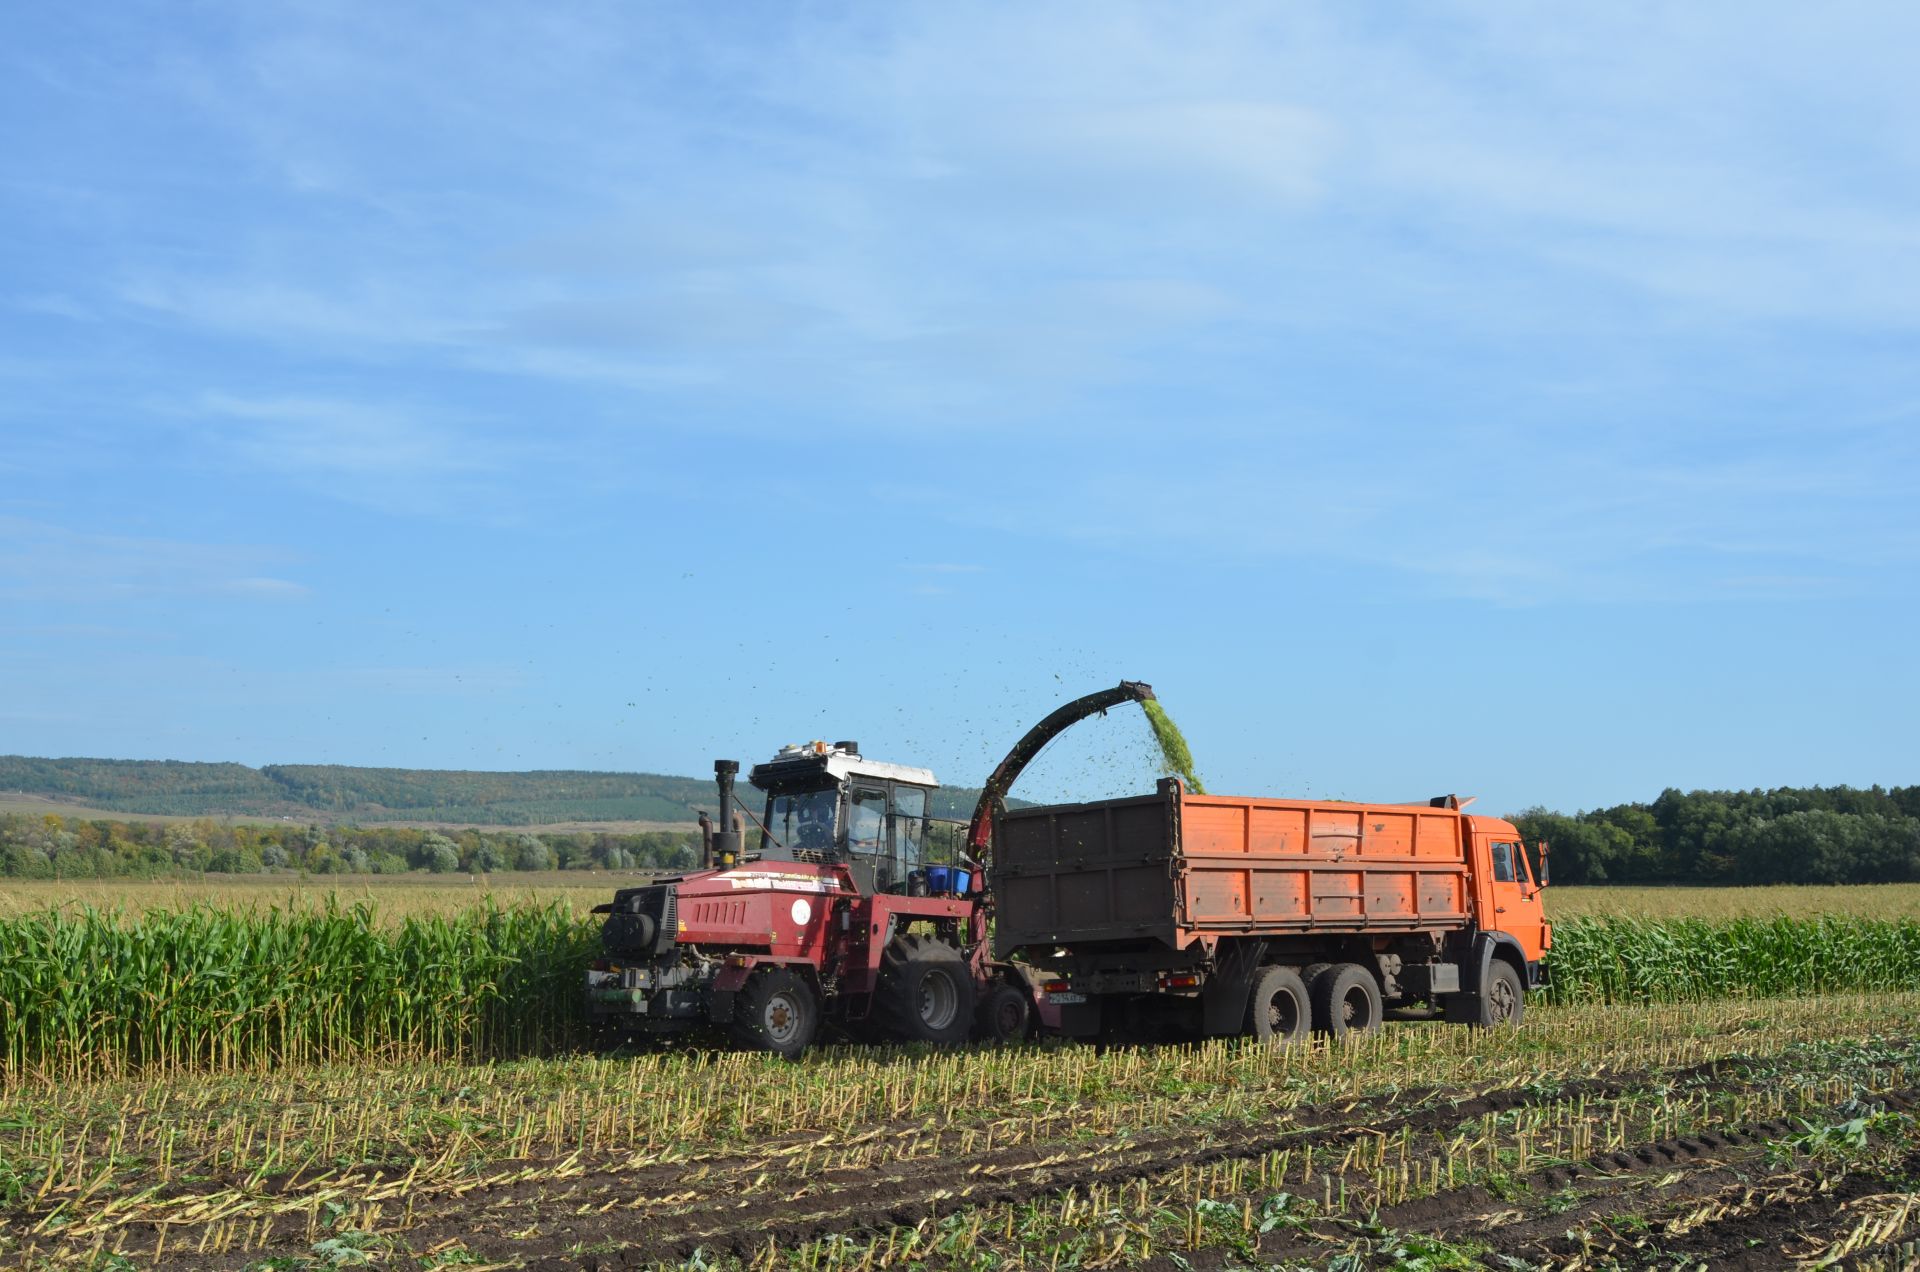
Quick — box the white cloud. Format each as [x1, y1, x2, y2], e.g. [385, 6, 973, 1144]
[0, 516, 308, 604]
[196, 393, 496, 477]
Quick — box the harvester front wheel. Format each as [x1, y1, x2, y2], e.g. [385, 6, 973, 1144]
[1245, 966, 1311, 1045]
[731, 968, 819, 1060]
[877, 935, 975, 1045]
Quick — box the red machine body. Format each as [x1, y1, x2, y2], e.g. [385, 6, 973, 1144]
[585, 685, 1158, 1056]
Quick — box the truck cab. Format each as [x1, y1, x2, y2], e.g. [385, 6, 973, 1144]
[1465, 815, 1552, 976]
[748, 741, 948, 894]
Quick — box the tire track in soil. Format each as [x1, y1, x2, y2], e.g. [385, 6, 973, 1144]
[1580, 1148, 1920, 1271]
[70, 1052, 1869, 1270]
[481, 1057, 1773, 1268]
[1250, 1090, 1920, 1270]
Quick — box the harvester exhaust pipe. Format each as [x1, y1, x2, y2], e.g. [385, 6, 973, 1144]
[712, 759, 742, 869]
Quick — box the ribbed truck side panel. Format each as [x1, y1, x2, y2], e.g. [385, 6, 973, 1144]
[992, 782, 1474, 960]
[1175, 794, 1469, 932]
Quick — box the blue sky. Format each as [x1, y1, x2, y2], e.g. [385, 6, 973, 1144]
[2, 2, 1916, 816]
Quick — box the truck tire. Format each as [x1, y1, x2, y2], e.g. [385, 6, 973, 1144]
[730, 967, 819, 1061]
[1478, 960, 1525, 1028]
[978, 982, 1032, 1043]
[876, 935, 975, 1045]
[1244, 966, 1311, 1045]
[1311, 963, 1381, 1039]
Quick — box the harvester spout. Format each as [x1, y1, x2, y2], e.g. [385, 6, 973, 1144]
[965, 679, 1156, 860]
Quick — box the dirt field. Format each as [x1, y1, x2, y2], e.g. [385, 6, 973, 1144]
[9, 875, 1920, 922]
[0, 872, 646, 920]
[1546, 882, 1920, 920]
[5, 994, 1920, 1269]
[0, 793, 696, 836]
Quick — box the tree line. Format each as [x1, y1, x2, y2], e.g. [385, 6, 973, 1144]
[0, 812, 701, 878]
[1512, 784, 1920, 886]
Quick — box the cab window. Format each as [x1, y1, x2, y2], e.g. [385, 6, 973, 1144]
[849, 786, 891, 886]
[1491, 841, 1517, 883]
[892, 786, 928, 878]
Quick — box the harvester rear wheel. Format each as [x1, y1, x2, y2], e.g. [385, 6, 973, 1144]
[1244, 966, 1311, 1045]
[731, 967, 819, 1060]
[1311, 963, 1381, 1039]
[979, 982, 1032, 1043]
[876, 935, 975, 1045]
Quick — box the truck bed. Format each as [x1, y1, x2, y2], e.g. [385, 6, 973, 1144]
[992, 781, 1473, 956]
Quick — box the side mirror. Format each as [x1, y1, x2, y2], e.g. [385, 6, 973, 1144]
[1537, 840, 1550, 886]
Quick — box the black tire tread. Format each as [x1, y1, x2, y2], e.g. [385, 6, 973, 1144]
[1245, 965, 1311, 1044]
[1309, 962, 1381, 1039]
[730, 967, 819, 1060]
[875, 934, 974, 1045]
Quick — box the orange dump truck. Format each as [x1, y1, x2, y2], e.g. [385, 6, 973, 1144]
[991, 779, 1550, 1041]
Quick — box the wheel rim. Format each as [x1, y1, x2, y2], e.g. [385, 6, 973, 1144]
[994, 996, 1024, 1037]
[918, 969, 959, 1031]
[1339, 985, 1374, 1030]
[1489, 976, 1517, 1023]
[1265, 991, 1301, 1036]
[764, 992, 802, 1045]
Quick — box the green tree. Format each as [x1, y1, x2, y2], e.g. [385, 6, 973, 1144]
[421, 834, 461, 874]
[467, 839, 506, 874]
[514, 834, 552, 871]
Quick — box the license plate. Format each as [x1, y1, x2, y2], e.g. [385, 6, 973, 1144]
[1047, 992, 1087, 1005]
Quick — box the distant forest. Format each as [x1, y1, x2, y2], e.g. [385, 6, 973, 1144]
[0, 755, 999, 825]
[0, 812, 700, 879]
[0, 755, 1021, 878]
[1513, 785, 1920, 886]
[4, 756, 1914, 887]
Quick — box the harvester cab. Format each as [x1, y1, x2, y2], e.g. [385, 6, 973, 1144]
[743, 740, 945, 895]
[587, 739, 1009, 1058]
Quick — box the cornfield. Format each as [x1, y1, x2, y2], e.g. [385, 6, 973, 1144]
[1546, 913, 1920, 1004]
[0, 901, 598, 1078]
[4, 903, 1920, 1081]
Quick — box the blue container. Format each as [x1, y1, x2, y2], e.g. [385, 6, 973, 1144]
[925, 865, 953, 894]
[951, 868, 972, 894]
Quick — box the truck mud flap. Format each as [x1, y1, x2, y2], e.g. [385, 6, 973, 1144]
[1057, 999, 1103, 1038]
[1200, 939, 1265, 1036]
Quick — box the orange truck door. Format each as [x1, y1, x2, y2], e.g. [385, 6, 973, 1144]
[1483, 835, 1548, 962]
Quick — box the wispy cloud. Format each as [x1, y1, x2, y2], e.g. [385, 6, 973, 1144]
[175, 392, 534, 515]
[0, 517, 308, 604]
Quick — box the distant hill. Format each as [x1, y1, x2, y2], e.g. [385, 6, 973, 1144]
[0, 755, 1015, 826]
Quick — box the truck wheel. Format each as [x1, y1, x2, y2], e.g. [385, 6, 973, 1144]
[1244, 966, 1311, 1045]
[877, 935, 975, 1045]
[730, 968, 819, 1060]
[1311, 963, 1381, 1039]
[1479, 960, 1525, 1028]
[978, 982, 1032, 1043]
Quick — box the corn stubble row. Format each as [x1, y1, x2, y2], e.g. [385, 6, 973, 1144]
[1, 904, 1916, 1077]
[12, 998, 1919, 1270]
